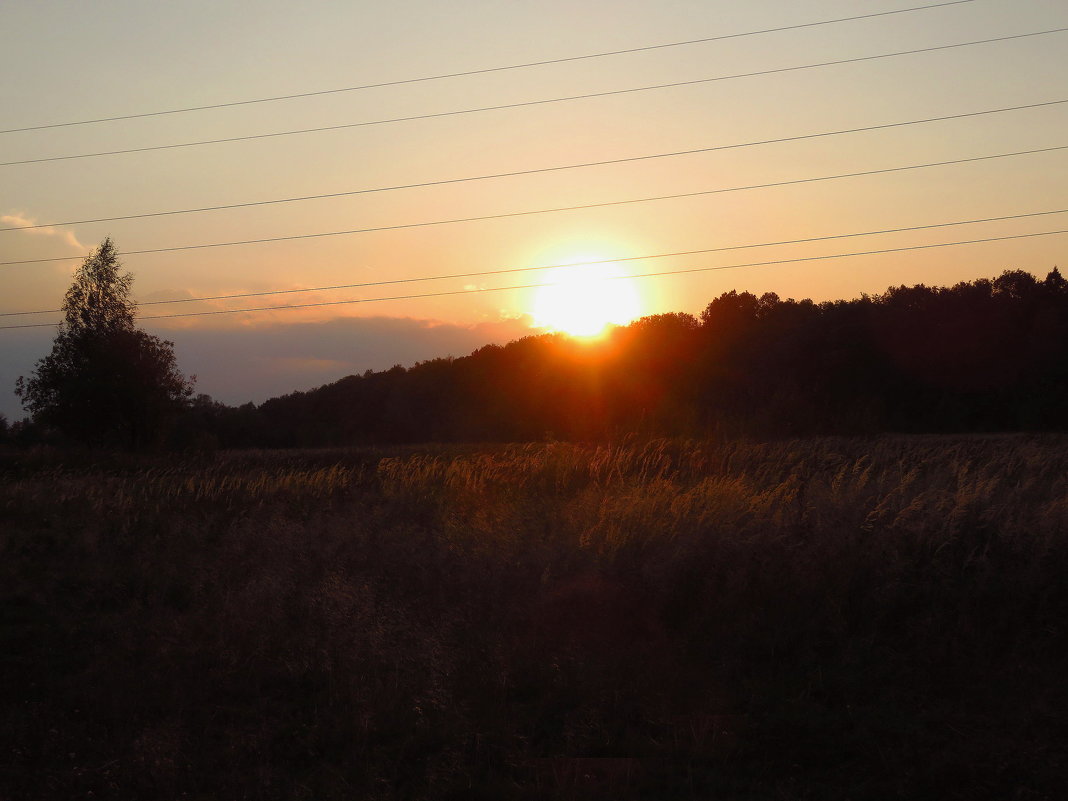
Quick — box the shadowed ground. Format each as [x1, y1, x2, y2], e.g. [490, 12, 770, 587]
[2, 435, 1065, 799]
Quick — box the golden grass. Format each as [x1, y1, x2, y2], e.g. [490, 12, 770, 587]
[2, 435, 1066, 800]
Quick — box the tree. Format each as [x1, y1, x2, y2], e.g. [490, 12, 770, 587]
[16, 238, 193, 448]
[1044, 267, 1067, 295]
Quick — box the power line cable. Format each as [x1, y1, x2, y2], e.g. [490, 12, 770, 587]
[3, 143, 1064, 267]
[4, 97, 1064, 234]
[3, 227, 1066, 330]
[4, 26, 1064, 169]
[0, 1, 976, 135]
[4, 207, 1067, 318]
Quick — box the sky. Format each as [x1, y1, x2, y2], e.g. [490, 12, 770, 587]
[2, 0, 1067, 420]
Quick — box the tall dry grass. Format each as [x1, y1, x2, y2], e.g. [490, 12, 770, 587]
[2, 435, 1066, 799]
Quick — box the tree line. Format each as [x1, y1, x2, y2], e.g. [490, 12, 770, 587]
[9, 239, 1068, 449]
[180, 267, 1068, 448]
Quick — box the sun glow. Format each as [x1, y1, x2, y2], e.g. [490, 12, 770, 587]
[532, 260, 643, 337]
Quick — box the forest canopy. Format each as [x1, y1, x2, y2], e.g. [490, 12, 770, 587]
[178, 268, 1068, 448]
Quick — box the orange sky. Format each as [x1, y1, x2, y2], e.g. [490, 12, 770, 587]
[2, 0, 1067, 415]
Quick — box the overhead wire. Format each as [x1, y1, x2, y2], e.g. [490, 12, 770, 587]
[3, 98, 1064, 234]
[0, 1, 977, 135]
[3, 143, 1065, 267]
[3, 207, 1067, 318]
[2, 5, 1062, 338]
[4, 27, 1066, 168]
[3, 227, 1067, 330]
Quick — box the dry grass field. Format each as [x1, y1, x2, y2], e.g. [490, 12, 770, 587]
[2, 436, 1066, 799]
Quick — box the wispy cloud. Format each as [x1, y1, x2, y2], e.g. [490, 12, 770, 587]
[1, 213, 85, 251]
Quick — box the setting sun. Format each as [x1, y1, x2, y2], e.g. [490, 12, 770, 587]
[531, 261, 643, 337]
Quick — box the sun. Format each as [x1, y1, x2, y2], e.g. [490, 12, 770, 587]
[532, 260, 643, 337]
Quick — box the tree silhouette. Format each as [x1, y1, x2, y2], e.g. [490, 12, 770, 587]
[168, 268, 1068, 448]
[16, 238, 193, 448]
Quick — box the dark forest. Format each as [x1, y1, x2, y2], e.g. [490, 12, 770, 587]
[168, 268, 1068, 450]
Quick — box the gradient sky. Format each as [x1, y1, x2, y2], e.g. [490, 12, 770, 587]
[3, 0, 1067, 419]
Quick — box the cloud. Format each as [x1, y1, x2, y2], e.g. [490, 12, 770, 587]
[1, 213, 85, 251]
[0, 326, 56, 421]
[261, 356, 354, 374]
[0, 312, 546, 421]
[146, 313, 540, 406]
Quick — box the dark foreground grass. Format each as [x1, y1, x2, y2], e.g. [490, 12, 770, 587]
[2, 436, 1066, 799]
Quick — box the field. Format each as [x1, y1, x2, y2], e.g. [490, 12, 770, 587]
[2, 436, 1066, 799]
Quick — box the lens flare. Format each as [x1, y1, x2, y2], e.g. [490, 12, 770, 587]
[532, 260, 642, 337]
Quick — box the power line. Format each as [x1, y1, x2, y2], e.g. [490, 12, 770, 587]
[4, 98, 1064, 234]
[3, 143, 1065, 267]
[3, 227, 1066, 330]
[5, 27, 1065, 169]
[0, 1, 976, 136]
[87, 229, 1068, 318]
[4, 207, 1067, 318]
